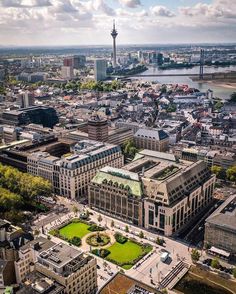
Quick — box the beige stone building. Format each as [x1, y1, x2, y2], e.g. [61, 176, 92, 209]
[89, 150, 216, 236]
[89, 166, 143, 226]
[15, 238, 97, 294]
[134, 128, 169, 152]
[35, 243, 97, 294]
[27, 140, 124, 199]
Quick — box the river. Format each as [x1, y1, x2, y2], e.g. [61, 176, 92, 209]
[131, 65, 236, 100]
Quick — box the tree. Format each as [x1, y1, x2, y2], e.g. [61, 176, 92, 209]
[156, 237, 165, 246]
[122, 140, 138, 159]
[166, 103, 177, 113]
[191, 249, 200, 263]
[97, 215, 103, 223]
[233, 268, 236, 279]
[72, 206, 79, 216]
[214, 100, 223, 110]
[111, 220, 114, 228]
[211, 165, 225, 179]
[85, 210, 90, 218]
[226, 166, 236, 183]
[205, 242, 211, 250]
[139, 231, 144, 239]
[211, 258, 220, 269]
[34, 229, 40, 236]
[125, 225, 129, 233]
[211, 165, 222, 176]
[230, 92, 236, 102]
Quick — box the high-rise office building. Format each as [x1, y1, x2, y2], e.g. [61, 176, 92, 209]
[63, 57, 73, 67]
[64, 56, 86, 69]
[88, 115, 108, 142]
[111, 20, 118, 68]
[17, 91, 35, 108]
[94, 59, 107, 81]
[61, 66, 74, 80]
[73, 55, 86, 69]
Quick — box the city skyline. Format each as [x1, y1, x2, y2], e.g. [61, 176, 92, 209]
[0, 0, 235, 46]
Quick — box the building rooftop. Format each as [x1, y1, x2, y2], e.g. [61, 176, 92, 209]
[98, 272, 161, 294]
[92, 166, 142, 197]
[16, 272, 65, 294]
[134, 128, 169, 141]
[38, 242, 82, 269]
[19, 237, 55, 254]
[206, 195, 236, 233]
[138, 149, 176, 162]
[60, 140, 121, 169]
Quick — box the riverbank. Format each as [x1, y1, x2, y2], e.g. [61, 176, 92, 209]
[205, 80, 236, 90]
[174, 265, 236, 294]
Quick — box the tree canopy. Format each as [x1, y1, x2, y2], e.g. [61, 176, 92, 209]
[226, 166, 236, 183]
[0, 163, 52, 211]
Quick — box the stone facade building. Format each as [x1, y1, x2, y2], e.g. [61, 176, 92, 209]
[27, 140, 124, 199]
[89, 150, 216, 236]
[89, 166, 143, 226]
[134, 129, 169, 152]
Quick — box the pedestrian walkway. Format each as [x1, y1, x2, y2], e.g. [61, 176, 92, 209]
[159, 261, 190, 290]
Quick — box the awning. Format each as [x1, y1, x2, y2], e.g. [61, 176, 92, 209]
[209, 246, 230, 258]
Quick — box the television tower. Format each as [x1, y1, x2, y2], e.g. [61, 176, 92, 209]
[111, 20, 118, 68]
[199, 49, 205, 80]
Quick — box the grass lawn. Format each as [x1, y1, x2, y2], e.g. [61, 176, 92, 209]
[105, 240, 145, 269]
[59, 222, 90, 240]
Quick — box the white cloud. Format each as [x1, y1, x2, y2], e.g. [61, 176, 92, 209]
[93, 0, 116, 16]
[0, 0, 52, 7]
[150, 5, 175, 17]
[0, 0, 235, 46]
[119, 0, 141, 9]
[179, 0, 236, 18]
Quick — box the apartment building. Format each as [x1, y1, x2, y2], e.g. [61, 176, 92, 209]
[134, 128, 169, 152]
[35, 243, 97, 294]
[89, 150, 215, 236]
[27, 140, 124, 198]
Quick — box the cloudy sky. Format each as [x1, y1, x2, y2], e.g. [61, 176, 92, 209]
[0, 0, 235, 46]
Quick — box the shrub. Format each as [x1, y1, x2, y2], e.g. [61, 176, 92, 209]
[114, 232, 127, 244]
[92, 248, 110, 258]
[139, 231, 144, 239]
[88, 224, 105, 232]
[49, 229, 59, 236]
[211, 258, 220, 269]
[69, 236, 81, 247]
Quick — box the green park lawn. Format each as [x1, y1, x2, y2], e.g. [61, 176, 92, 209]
[105, 240, 145, 269]
[59, 222, 90, 240]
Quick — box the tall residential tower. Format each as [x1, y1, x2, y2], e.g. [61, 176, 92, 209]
[111, 20, 118, 68]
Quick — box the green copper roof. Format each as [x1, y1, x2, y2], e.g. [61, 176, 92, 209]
[92, 171, 142, 197]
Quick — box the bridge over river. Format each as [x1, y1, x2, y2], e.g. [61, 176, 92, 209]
[115, 71, 236, 79]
